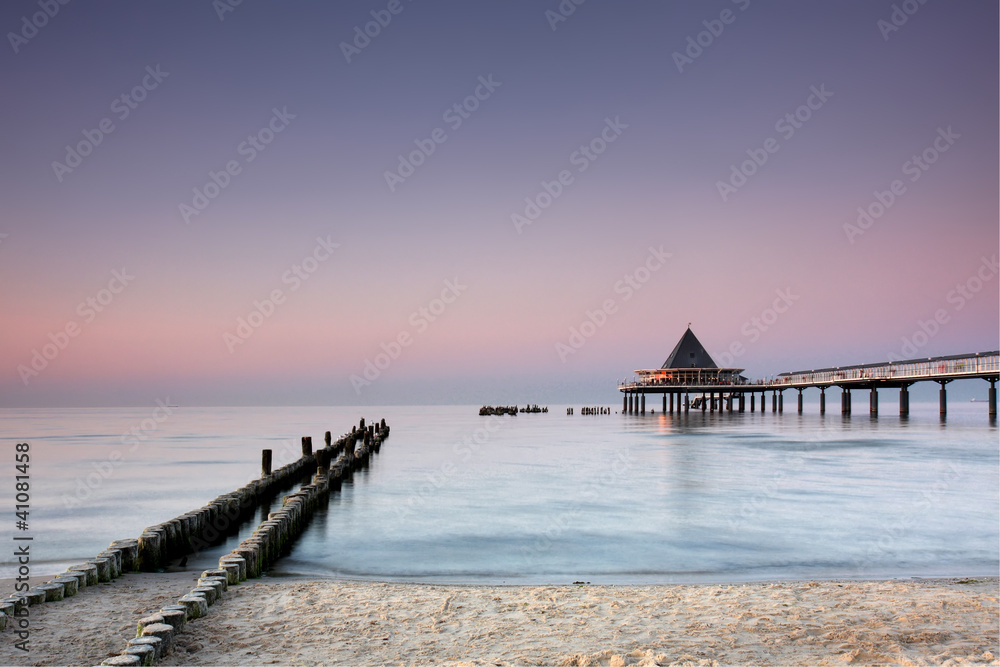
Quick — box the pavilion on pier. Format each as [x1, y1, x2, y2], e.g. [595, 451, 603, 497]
[633, 326, 745, 386]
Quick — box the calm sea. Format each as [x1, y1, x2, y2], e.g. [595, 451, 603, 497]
[1, 403, 997, 584]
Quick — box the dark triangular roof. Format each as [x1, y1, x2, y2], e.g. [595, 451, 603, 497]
[662, 327, 718, 369]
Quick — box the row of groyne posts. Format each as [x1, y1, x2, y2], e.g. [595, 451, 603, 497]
[567, 407, 611, 415]
[622, 383, 998, 418]
[1, 418, 390, 667]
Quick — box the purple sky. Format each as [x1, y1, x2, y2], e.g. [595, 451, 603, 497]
[1, 1, 997, 406]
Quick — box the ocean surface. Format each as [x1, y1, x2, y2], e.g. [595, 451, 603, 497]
[0, 403, 997, 584]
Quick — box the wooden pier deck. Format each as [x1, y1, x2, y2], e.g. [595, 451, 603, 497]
[619, 351, 999, 418]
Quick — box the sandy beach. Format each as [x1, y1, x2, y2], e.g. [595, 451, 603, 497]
[1, 573, 996, 666]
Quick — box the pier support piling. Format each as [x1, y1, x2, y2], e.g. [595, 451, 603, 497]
[772, 391, 777, 413]
[870, 388, 878, 416]
[738, 393, 745, 412]
[701, 393, 706, 412]
[750, 393, 755, 412]
[797, 389, 803, 414]
[640, 393, 645, 415]
[989, 380, 997, 417]
[899, 386, 909, 416]
[662, 394, 666, 413]
[778, 391, 783, 413]
[939, 381, 948, 415]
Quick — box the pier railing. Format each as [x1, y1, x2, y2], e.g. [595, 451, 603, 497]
[772, 352, 999, 387]
[619, 352, 999, 390]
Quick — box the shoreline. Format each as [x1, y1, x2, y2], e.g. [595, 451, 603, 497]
[1, 574, 996, 666]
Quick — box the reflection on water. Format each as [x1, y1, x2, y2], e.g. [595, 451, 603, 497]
[1, 403, 996, 583]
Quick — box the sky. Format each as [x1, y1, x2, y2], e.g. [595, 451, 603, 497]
[0, 0, 997, 407]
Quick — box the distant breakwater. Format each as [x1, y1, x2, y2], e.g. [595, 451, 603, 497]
[479, 404, 548, 416]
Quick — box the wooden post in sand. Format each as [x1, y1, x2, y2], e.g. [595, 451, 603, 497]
[261, 449, 272, 477]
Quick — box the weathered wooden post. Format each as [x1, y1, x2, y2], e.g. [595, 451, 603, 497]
[325, 431, 332, 447]
[261, 449, 272, 477]
[301, 436, 312, 458]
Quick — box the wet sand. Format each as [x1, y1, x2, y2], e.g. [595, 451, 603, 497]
[1, 574, 997, 666]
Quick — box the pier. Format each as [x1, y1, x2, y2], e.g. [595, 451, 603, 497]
[619, 327, 999, 419]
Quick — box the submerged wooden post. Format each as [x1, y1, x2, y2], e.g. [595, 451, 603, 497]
[261, 449, 272, 477]
[325, 431, 332, 447]
[301, 436, 312, 458]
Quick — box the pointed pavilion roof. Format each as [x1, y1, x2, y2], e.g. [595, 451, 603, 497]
[661, 326, 718, 369]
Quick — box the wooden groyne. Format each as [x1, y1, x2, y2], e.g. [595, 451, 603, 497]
[0, 417, 390, 666]
[577, 407, 610, 415]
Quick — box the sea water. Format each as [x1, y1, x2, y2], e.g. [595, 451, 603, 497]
[0, 403, 996, 584]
